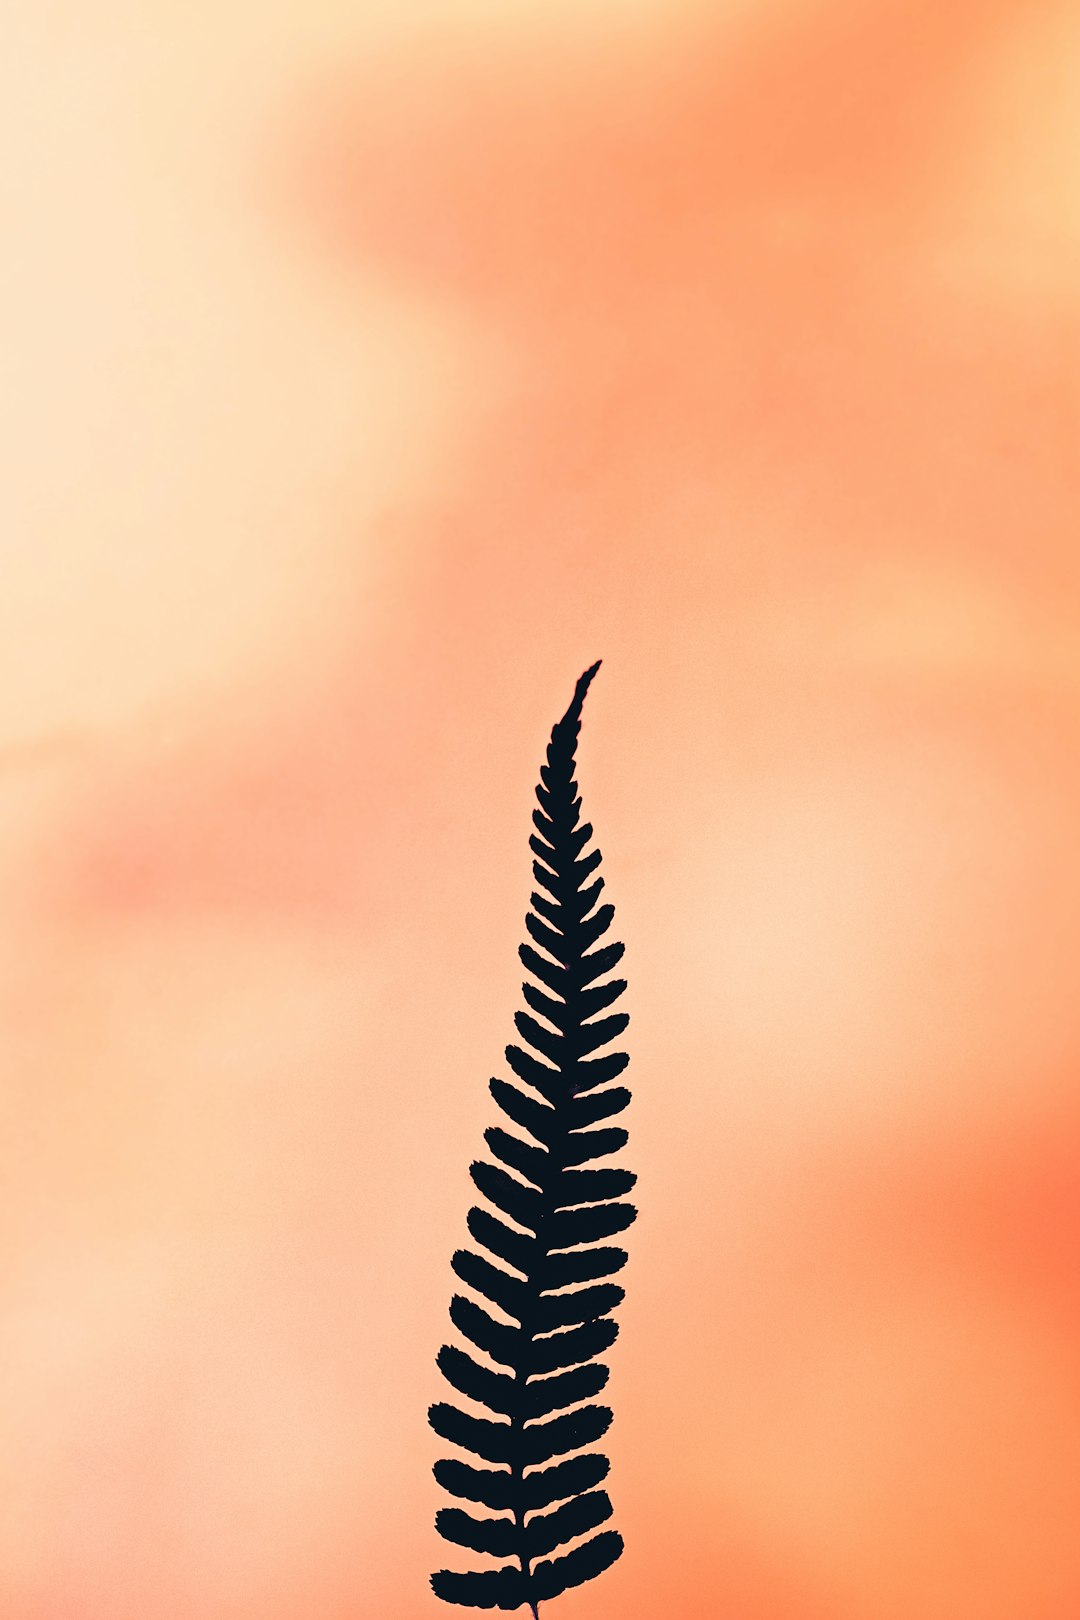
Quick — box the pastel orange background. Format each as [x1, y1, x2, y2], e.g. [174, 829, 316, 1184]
[2, 2, 1080, 1617]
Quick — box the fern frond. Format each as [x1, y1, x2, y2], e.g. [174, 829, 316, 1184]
[431, 662, 631, 1615]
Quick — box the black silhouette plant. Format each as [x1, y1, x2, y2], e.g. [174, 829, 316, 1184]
[429, 661, 633, 1615]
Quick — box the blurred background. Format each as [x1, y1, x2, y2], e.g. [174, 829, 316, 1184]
[2, 0, 1080, 1616]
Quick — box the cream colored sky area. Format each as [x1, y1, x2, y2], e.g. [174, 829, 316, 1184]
[0, 0, 497, 754]
[1, 0, 1078, 757]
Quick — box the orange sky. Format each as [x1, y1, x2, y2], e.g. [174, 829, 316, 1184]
[2, 2, 1080, 1617]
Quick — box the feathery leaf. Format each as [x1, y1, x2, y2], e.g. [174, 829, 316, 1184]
[469, 1162, 545, 1232]
[451, 1250, 529, 1323]
[520, 1452, 610, 1512]
[563, 1086, 631, 1129]
[431, 1566, 526, 1610]
[433, 1458, 515, 1511]
[431, 663, 632, 1613]
[525, 1317, 619, 1375]
[448, 1295, 521, 1369]
[487, 1080, 558, 1148]
[533, 1283, 624, 1333]
[526, 1492, 613, 1559]
[504, 1044, 562, 1103]
[521, 1364, 609, 1419]
[436, 1345, 517, 1415]
[436, 1508, 519, 1559]
[540, 1246, 628, 1290]
[557, 1127, 628, 1167]
[519, 940, 566, 993]
[466, 1207, 537, 1277]
[531, 1532, 624, 1603]
[546, 1201, 637, 1249]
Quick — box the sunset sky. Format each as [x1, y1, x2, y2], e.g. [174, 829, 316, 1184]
[2, 1, 1080, 1617]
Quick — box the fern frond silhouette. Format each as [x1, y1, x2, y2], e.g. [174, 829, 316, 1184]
[430, 661, 633, 1617]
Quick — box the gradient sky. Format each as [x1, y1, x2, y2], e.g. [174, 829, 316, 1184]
[2, 2, 1080, 1617]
